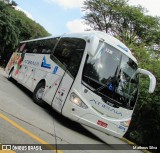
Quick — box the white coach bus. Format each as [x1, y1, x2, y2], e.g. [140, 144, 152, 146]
[5, 31, 156, 142]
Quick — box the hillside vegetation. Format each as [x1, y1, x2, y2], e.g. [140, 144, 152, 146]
[0, 1, 50, 64]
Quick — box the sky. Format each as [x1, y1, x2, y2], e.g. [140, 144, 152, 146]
[14, 0, 160, 36]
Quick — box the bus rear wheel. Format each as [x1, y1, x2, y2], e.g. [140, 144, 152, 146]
[33, 82, 45, 106]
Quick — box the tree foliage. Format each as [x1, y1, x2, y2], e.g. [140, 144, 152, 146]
[83, 0, 160, 148]
[82, 0, 160, 45]
[0, 1, 49, 61]
[125, 44, 160, 150]
[0, 2, 18, 53]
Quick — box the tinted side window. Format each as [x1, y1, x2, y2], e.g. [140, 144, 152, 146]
[17, 42, 36, 53]
[18, 38, 59, 54]
[25, 41, 35, 53]
[36, 38, 59, 54]
[52, 38, 86, 77]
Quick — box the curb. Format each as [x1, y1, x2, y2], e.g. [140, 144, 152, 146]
[121, 137, 151, 153]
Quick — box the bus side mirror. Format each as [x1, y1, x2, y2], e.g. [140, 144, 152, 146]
[87, 36, 100, 57]
[138, 68, 156, 93]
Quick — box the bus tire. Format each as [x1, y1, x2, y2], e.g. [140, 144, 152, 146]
[8, 68, 14, 81]
[33, 82, 45, 106]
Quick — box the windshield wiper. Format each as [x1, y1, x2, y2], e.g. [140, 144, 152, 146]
[82, 75, 104, 90]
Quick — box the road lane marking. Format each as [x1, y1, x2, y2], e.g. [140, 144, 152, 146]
[0, 150, 16, 153]
[0, 113, 63, 153]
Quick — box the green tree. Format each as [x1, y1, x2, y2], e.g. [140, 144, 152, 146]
[125, 44, 160, 148]
[82, 0, 160, 45]
[0, 2, 18, 54]
[82, 0, 127, 33]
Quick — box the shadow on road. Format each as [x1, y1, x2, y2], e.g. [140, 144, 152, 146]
[8, 78, 103, 143]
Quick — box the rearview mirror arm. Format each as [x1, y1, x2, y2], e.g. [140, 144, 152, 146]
[138, 68, 156, 93]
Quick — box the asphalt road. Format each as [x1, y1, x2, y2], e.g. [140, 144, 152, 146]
[0, 68, 142, 153]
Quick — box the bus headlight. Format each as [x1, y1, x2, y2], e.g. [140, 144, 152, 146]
[70, 92, 88, 109]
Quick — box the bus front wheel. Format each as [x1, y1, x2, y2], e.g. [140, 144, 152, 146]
[33, 82, 45, 106]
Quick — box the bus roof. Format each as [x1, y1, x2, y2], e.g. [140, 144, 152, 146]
[20, 31, 137, 63]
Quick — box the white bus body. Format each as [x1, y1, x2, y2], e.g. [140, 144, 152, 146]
[5, 31, 156, 143]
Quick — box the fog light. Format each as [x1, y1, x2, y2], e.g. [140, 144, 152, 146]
[70, 92, 88, 109]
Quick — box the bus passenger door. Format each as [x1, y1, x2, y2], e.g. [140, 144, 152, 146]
[51, 72, 73, 113]
[48, 37, 85, 113]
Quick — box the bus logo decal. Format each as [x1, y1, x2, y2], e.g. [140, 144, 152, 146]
[117, 45, 128, 52]
[53, 66, 59, 74]
[41, 56, 51, 69]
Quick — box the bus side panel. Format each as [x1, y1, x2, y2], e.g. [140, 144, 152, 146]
[17, 54, 50, 92]
[25, 67, 48, 92]
[17, 64, 28, 82]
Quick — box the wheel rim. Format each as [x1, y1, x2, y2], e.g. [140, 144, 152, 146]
[36, 87, 44, 100]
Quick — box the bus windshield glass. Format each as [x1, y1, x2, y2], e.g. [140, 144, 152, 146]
[82, 42, 139, 110]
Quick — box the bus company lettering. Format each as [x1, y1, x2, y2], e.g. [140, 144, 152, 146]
[90, 99, 122, 116]
[24, 60, 39, 66]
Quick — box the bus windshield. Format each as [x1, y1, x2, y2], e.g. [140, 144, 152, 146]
[82, 42, 139, 110]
